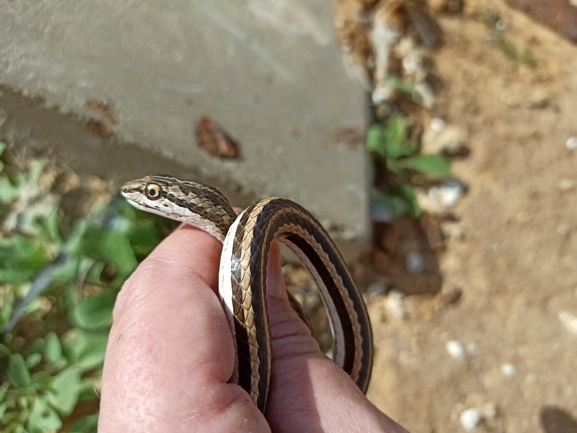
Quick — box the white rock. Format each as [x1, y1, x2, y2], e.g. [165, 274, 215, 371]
[501, 363, 516, 377]
[430, 117, 446, 132]
[446, 340, 466, 360]
[566, 137, 577, 150]
[460, 408, 483, 431]
[558, 178, 576, 192]
[385, 290, 406, 319]
[421, 124, 468, 155]
[430, 179, 466, 207]
[405, 250, 425, 273]
[558, 311, 577, 335]
[441, 221, 464, 240]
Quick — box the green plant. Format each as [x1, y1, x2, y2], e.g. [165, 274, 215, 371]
[0, 142, 175, 432]
[367, 114, 451, 218]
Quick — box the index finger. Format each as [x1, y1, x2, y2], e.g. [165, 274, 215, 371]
[98, 224, 268, 432]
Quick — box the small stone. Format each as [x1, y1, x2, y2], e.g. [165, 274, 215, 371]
[460, 408, 483, 431]
[430, 117, 445, 131]
[559, 178, 576, 192]
[495, 19, 507, 31]
[425, 179, 466, 210]
[441, 221, 464, 240]
[421, 125, 468, 155]
[566, 137, 577, 150]
[446, 340, 466, 360]
[439, 179, 466, 207]
[371, 198, 395, 223]
[405, 250, 425, 273]
[558, 311, 577, 335]
[501, 363, 516, 377]
[385, 290, 406, 319]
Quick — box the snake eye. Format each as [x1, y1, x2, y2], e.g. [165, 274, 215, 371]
[145, 184, 162, 200]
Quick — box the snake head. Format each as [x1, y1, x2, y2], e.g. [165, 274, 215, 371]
[121, 174, 236, 242]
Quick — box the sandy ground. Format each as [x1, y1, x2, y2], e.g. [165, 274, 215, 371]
[362, 1, 577, 432]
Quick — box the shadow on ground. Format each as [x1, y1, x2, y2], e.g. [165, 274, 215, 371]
[540, 406, 577, 433]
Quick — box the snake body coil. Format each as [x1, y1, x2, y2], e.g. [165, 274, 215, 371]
[122, 174, 373, 413]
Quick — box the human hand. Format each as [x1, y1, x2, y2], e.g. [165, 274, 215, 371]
[98, 224, 409, 433]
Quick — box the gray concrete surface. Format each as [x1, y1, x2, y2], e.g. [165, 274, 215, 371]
[0, 0, 370, 241]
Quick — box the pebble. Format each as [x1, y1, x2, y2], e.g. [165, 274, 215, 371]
[566, 137, 577, 150]
[446, 340, 466, 360]
[558, 311, 577, 335]
[371, 198, 395, 222]
[428, 179, 466, 208]
[421, 124, 468, 155]
[441, 221, 464, 240]
[385, 290, 406, 319]
[460, 408, 483, 431]
[501, 363, 516, 377]
[558, 178, 576, 192]
[405, 250, 425, 273]
[430, 117, 446, 132]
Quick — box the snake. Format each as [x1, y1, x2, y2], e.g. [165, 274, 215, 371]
[121, 174, 373, 413]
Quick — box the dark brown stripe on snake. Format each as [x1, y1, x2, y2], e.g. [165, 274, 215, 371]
[230, 208, 262, 399]
[251, 198, 372, 391]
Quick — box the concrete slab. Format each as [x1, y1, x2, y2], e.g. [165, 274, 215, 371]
[0, 0, 370, 241]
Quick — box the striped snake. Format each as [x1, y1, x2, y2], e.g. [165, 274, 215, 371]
[121, 174, 373, 413]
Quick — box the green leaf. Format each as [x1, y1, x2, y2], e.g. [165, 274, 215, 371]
[396, 154, 452, 178]
[386, 158, 403, 175]
[0, 177, 20, 204]
[62, 329, 108, 369]
[26, 339, 45, 356]
[27, 396, 62, 431]
[8, 354, 31, 389]
[125, 222, 162, 257]
[30, 371, 52, 391]
[25, 353, 42, 369]
[366, 125, 387, 156]
[372, 189, 407, 219]
[50, 255, 81, 284]
[0, 383, 9, 402]
[69, 413, 99, 433]
[0, 343, 11, 356]
[49, 366, 81, 415]
[0, 294, 14, 329]
[384, 75, 417, 96]
[0, 402, 8, 419]
[0, 141, 6, 156]
[0, 234, 49, 284]
[367, 116, 418, 161]
[72, 224, 137, 284]
[45, 332, 63, 365]
[31, 210, 62, 246]
[70, 289, 116, 330]
[396, 184, 423, 218]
